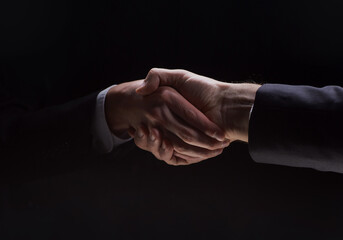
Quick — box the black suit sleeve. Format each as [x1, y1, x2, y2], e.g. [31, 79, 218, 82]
[0, 92, 100, 181]
[248, 84, 343, 174]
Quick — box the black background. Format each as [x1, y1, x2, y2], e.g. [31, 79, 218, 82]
[1, 0, 343, 239]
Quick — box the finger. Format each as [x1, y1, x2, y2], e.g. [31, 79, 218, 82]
[147, 127, 161, 147]
[133, 125, 175, 162]
[173, 152, 204, 164]
[164, 155, 189, 166]
[146, 127, 163, 160]
[160, 107, 228, 150]
[136, 68, 188, 95]
[159, 138, 174, 162]
[145, 127, 175, 162]
[174, 148, 223, 163]
[168, 132, 229, 158]
[133, 124, 149, 149]
[173, 144, 225, 159]
[166, 90, 225, 141]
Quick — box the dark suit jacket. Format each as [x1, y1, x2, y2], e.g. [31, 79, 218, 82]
[249, 84, 343, 174]
[0, 89, 100, 182]
[0, 0, 116, 182]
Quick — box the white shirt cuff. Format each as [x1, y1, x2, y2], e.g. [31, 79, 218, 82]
[92, 85, 132, 153]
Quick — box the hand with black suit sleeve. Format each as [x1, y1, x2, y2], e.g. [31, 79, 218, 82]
[0, 90, 100, 180]
[136, 68, 260, 143]
[137, 68, 343, 174]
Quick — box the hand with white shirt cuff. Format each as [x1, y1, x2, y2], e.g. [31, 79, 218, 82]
[94, 78, 228, 166]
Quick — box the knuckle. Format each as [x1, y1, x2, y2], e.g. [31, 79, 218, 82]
[159, 154, 170, 162]
[152, 128, 160, 138]
[147, 107, 164, 122]
[156, 87, 171, 101]
[205, 128, 217, 138]
[151, 95, 166, 107]
[174, 144, 186, 153]
[209, 149, 223, 158]
[149, 111, 167, 126]
[180, 69, 189, 75]
[159, 148, 170, 160]
[149, 107, 161, 117]
[179, 130, 194, 143]
[148, 68, 159, 76]
[182, 70, 193, 79]
[157, 116, 167, 126]
[184, 108, 197, 121]
[206, 140, 219, 150]
[196, 150, 210, 158]
[176, 69, 188, 77]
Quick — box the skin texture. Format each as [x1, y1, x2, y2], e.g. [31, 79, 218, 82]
[105, 79, 230, 166]
[134, 68, 261, 165]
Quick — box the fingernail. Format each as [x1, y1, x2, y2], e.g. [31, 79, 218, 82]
[137, 129, 144, 138]
[150, 133, 156, 142]
[213, 132, 224, 141]
[216, 149, 223, 154]
[136, 82, 146, 92]
[222, 139, 231, 147]
[161, 142, 166, 150]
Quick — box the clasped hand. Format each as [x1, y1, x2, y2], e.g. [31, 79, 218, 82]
[105, 68, 259, 165]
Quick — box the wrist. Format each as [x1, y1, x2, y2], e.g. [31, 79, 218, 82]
[105, 84, 131, 139]
[219, 82, 261, 142]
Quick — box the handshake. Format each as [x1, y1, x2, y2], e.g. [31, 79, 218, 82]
[105, 68, 261, 166]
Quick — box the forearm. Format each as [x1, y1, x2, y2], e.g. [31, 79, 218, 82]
[248, 84, 343, 173]
[0, 93, 98, 165]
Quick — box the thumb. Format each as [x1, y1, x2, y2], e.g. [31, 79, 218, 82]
[136, 68, 187, 95]
[135, 69, 162, 96]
